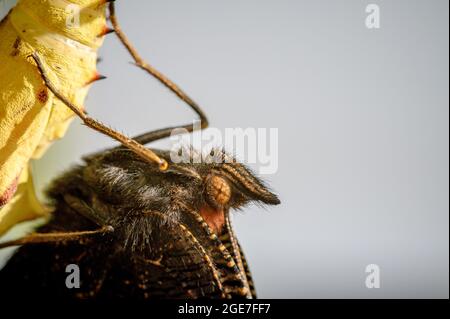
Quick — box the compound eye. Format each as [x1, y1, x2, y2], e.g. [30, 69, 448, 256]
[206, 175, 231, 207]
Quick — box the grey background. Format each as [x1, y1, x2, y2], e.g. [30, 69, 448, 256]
[0, 0, 448, 298]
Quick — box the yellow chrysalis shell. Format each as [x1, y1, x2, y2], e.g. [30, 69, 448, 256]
[0, 0, 108, 235]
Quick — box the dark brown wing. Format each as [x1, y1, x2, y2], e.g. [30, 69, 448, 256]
[1, 189, 256, 300]
[0, 209, 227, 299]
[0, 235, 115, 299]
[0, 196, 117, 298]
[97, 211, 226, 299]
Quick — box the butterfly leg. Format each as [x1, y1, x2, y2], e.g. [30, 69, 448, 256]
[0, 195, 114, 249]
[0, 225, 114, 249]
[30, 52, 168, 170]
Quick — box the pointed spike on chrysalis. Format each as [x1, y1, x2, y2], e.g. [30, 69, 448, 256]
[85, 73, 107, 86]
[97, 26, 115, 38]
